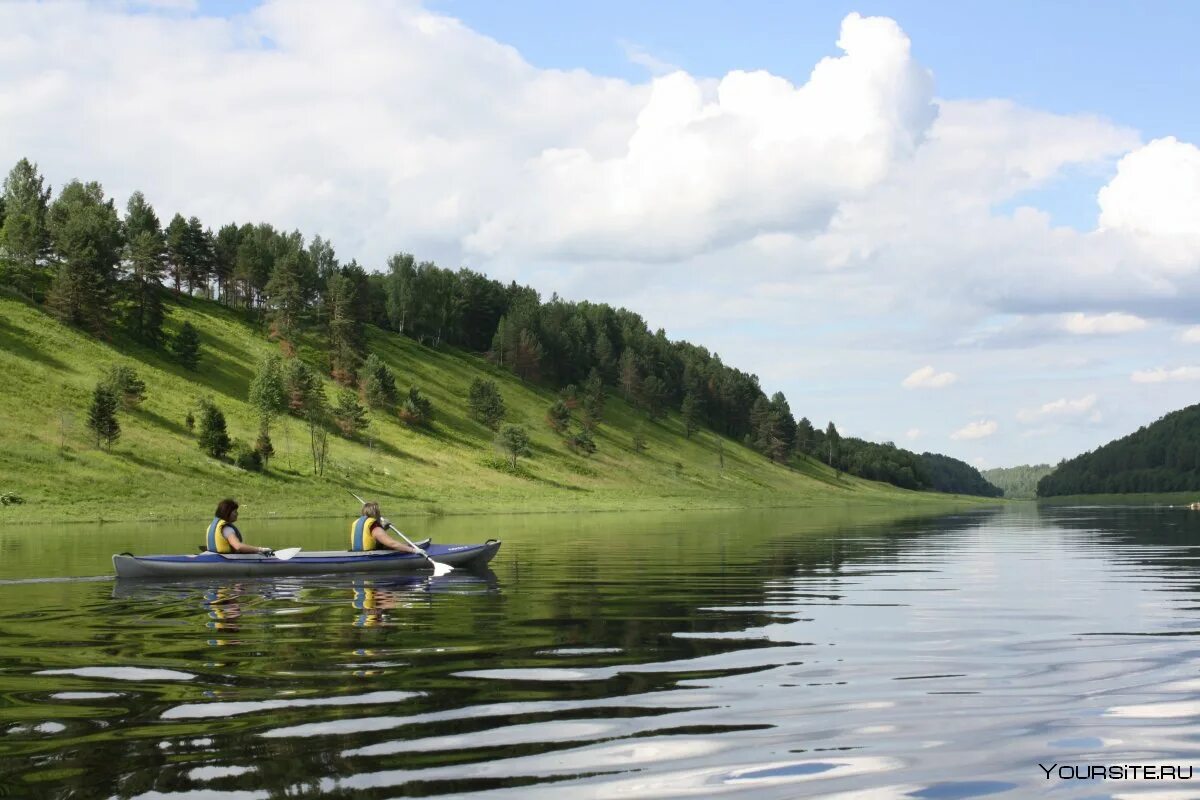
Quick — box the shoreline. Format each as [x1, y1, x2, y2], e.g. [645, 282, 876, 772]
[7, 492, 1002, 528]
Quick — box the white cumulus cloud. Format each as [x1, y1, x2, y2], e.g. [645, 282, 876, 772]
[951, 420, 997, 440]
[902, 366, 958, 389]
[905, 428, 921, 440]
[1059, 312, 1148, 335]
[1180, 326, 1200, 343]
[1099, 137, 1200, 268]
[1017, 394, 1098, 423]
[1131, 366, 1200, 383]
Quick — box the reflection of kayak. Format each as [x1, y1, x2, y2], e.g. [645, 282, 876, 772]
[112, 540, 501, 579]
[109, 567, 500, 600]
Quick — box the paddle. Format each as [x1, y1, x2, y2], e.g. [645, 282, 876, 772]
[272, 547, 302, 561]
[348, 492, 453, 576]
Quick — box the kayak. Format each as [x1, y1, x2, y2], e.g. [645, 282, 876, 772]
[112, 540, 501, 579]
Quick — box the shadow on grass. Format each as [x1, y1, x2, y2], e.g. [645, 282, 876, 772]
[361, 437, 435, 466]
[0, 313, 72, 371]
[133, 407, 192, 438]
[479, 456, 588, 492]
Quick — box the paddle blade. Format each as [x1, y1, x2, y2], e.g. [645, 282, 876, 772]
[274, 547, 302, 561]
[430, 560, 454, 577]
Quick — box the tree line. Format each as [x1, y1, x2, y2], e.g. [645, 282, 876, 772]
[1037, 404, 1200, 496]
[1, 156, 1001, 496]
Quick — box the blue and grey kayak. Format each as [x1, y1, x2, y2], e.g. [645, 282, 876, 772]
[112, 541, 501, 579]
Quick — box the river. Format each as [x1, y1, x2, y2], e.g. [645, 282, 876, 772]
[2, 503, 1199, 798]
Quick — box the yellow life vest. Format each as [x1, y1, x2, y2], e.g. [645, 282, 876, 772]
[351, 516, 379, 551]
[206, 518, 240, 554]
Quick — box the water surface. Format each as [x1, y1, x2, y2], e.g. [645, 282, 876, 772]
[2, 504, 1199, 798]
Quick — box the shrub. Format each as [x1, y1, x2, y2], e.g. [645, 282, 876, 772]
[495, 424, 531, 469]
[467, 378, 505, 429]
[546, 399, 571, 434]
[233, 441, 263, 472]
[567, 426, 596, 456]
[171, 321, 201, 370]
[86, 383, 120, 449]
[102, 365, 146, 409]
[398, 386, 432, 427]
[196, 397, 231, 460]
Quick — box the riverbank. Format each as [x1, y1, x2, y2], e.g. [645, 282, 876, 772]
[0, 294, 999, 525]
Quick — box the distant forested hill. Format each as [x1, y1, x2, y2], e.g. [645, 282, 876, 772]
[1037, 405, 1200, 496]
[983, 464, 1052, 499]
[920, 453, 1003, 497]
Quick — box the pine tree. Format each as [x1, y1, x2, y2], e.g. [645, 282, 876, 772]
[332, 389, 369, 437]
[165, 213, 189, 293]
[361, 353, 399, 410]
[546, 399, 571, 434]
[467, 378, 505, 429]
[197, 398, 231, 459]
[399, 387, 433, 427]
[86, 383, 120, 449]
[46, 180, 123, 334]
[265, 250, 304, 350]
[102, 364, 146, 409]
[0, 158, 51, 297]
[125, 231, 166, 344]
[327, 268, 363, 384]
[172, 322, 201, 369]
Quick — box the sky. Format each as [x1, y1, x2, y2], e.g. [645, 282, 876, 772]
[3, 0, 1200, 469]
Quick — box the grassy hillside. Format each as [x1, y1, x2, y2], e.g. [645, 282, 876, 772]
[0, 293, 986, 523]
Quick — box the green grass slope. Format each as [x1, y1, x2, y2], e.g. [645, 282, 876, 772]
[0, 293, 983, 523]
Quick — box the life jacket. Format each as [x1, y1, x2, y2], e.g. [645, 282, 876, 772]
[351, 516, 379, 551]
[206, 518, 242, 554]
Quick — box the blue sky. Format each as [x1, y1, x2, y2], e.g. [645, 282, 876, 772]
[6, 1, 1200, 468]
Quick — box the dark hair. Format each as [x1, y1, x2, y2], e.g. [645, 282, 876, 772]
[215, 498, 239, 520]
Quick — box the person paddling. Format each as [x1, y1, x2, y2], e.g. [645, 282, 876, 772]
[351, 502, 422, 553]
[206, 499, 274, 556]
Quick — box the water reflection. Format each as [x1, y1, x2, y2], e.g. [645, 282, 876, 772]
[8, 505, 1200, 798]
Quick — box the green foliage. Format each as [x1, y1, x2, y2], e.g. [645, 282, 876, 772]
[920, 453, 1002, 497]
[171, 321, 201, 370]
[0, 491, 24, 506]
[546, 399, 571, 434]
[184, 411, 194, 432]
[265, 250, 306, 349]
[567, 426, 596, 456]
[282, 357, 319, 414]
[248, 353, 286, 426]
[86, 383, 120, 450]
[326, 267, 364, 384]
[681, 390, 702, 438]
[232, 440, 263, 472]
[982, 464, 1052, 499]
[495, 424, 531, 469]
[0, 158, 51, 298]
[332, 389, 369, 438]
[46, 180, 123, 334]
[361, 353, 399, 410]
[102, 364, 146, 410]
[467, 378, 505, 429]
[640, 374, 668, 419]
[399, 386, 433, 427]
[581, 367, 605, 426]
[1037, 405, 1200, 496]
[255, 424, 275, 471]
[196, 397, 231, 460]
[123, 230, 166, 345]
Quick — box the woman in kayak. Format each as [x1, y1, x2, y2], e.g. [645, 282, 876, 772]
[206, 499, 274, 556]
[351, 502, 423, 553]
